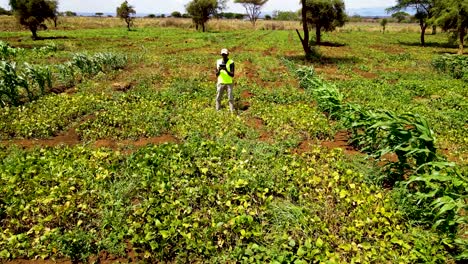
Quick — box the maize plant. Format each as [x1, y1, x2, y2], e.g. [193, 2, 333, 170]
[72, 53, 99, 76]
[56, 62, 76, 88]
[0, 61, 28, 107]
[93, 52, 127, 72]
[0, 41, 23, 60]
[295, 66, 344, 118]
[24, 63, 53, 96]
[405, 163, 467, 235]
[348, 110, 439, 176]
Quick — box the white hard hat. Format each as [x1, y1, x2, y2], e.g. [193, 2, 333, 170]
[221, 48, 229, 55]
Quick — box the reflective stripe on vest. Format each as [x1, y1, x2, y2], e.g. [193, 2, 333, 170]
[217, 59, 234, 84]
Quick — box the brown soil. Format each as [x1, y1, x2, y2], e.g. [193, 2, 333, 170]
[246, 117, 273, 142]
[6, 259, 71, 264]
[238, 101, 250, 111]
[320, 130, 361, 155]
[240, 90, 254, 99]
[315, 66, 349, 81]
[94, 134, 179, 151]
[112, 81, 134, 92]
[7, 247, 139, 264]
[354, 68, 378, 79]
[295, 140, 316, 154]
[48, 85, 77, 95]
[4, 127, 81, 148]
[247, 117, 264, 129]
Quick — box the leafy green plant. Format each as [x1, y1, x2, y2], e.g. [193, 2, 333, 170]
[24, 63, 53, 96]
[0, 41, 23, 60]
[0, 61, 28, 107]
[432, 54, 468, 81]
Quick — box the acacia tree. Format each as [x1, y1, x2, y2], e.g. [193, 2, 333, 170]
[234, 0, 268, 28]
[9, 0, 57, 40]
[387, 0, 435, 46]
[392, 11, 410, 22]
[303, 0, 346, 45]
[186, 0, 219, 32]
[432, 0, 468, 54]
[381, 18, 388, 33]
[116, 1, 136, 31]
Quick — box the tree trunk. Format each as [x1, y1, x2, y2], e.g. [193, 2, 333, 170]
[419, 19, 427, 46]
[458, 27, 465, 55]
[316, 26, 321, 44]
[299, 0, 311, 56]
[30, 26, 38, 40]
[432, 25, 436, 35]
[202, 23, 205, 32]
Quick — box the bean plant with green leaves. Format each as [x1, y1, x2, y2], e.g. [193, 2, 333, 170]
[432, 54, 468, 81]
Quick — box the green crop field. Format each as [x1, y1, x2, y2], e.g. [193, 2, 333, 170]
[0, 17, 467, 263]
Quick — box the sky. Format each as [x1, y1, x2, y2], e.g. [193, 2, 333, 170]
[0, 0, 397, 14]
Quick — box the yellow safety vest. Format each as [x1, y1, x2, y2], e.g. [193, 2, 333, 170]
[217, 59, 234, 84]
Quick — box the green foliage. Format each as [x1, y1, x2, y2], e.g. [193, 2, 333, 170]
[0, 52, 127, 107]
[116, 0, 136, 30]
[431, 0, 468, 54]
[0, 93, 105, 139]
[234, 0, 268, 27]
[171, 11, 182, 18]
[296, 65, 343, 118]
[0, 6, 12, 15]
[0, 41, 24, 60]
[9, 0, 58, 39]
[0, 61, 27, 107]
[303, 0, 347, 43]
[273, 10, 299, 21]
[391, 11, 410, 22]
[186, 0, 219, 32]
[433, 54, 468, 81]
[289, 59, 467, 259]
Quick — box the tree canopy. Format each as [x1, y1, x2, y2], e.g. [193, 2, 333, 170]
[0, 6, 12, 15]
[116, 1, 136, 31]
[387, 0, 436, 46]
[432, 0, 468, 54]
[9, 0, 57, 39]
[186, 0, 220, 32]
[392, 11, 410, 22]
[234, 0, 268, 27]
[303, 0, 346, 44]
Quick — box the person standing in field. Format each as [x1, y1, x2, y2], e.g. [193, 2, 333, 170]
[216, 48, 235, 112]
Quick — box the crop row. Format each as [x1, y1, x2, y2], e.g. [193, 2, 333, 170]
[0, 42, 127, 107]
[292, 62, 467, 259]
[0, 141, 455, 263]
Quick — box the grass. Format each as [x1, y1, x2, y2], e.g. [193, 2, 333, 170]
[0, 18, 466, 262]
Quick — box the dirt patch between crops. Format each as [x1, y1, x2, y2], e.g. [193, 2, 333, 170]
[241, 90, 254, 99]
[49, 85, 77, 95]
[94, 134, 178, 149]
[353, 68, 378, 79]
[112, 81, 135, 92]
[320, 130, 361, 155]
[7, 246, 140, 264]
[246, 117, 272, 142]
[3, 127, 81, 148]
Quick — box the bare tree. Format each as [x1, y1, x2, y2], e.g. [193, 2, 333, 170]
[234, 0, 268, 28]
